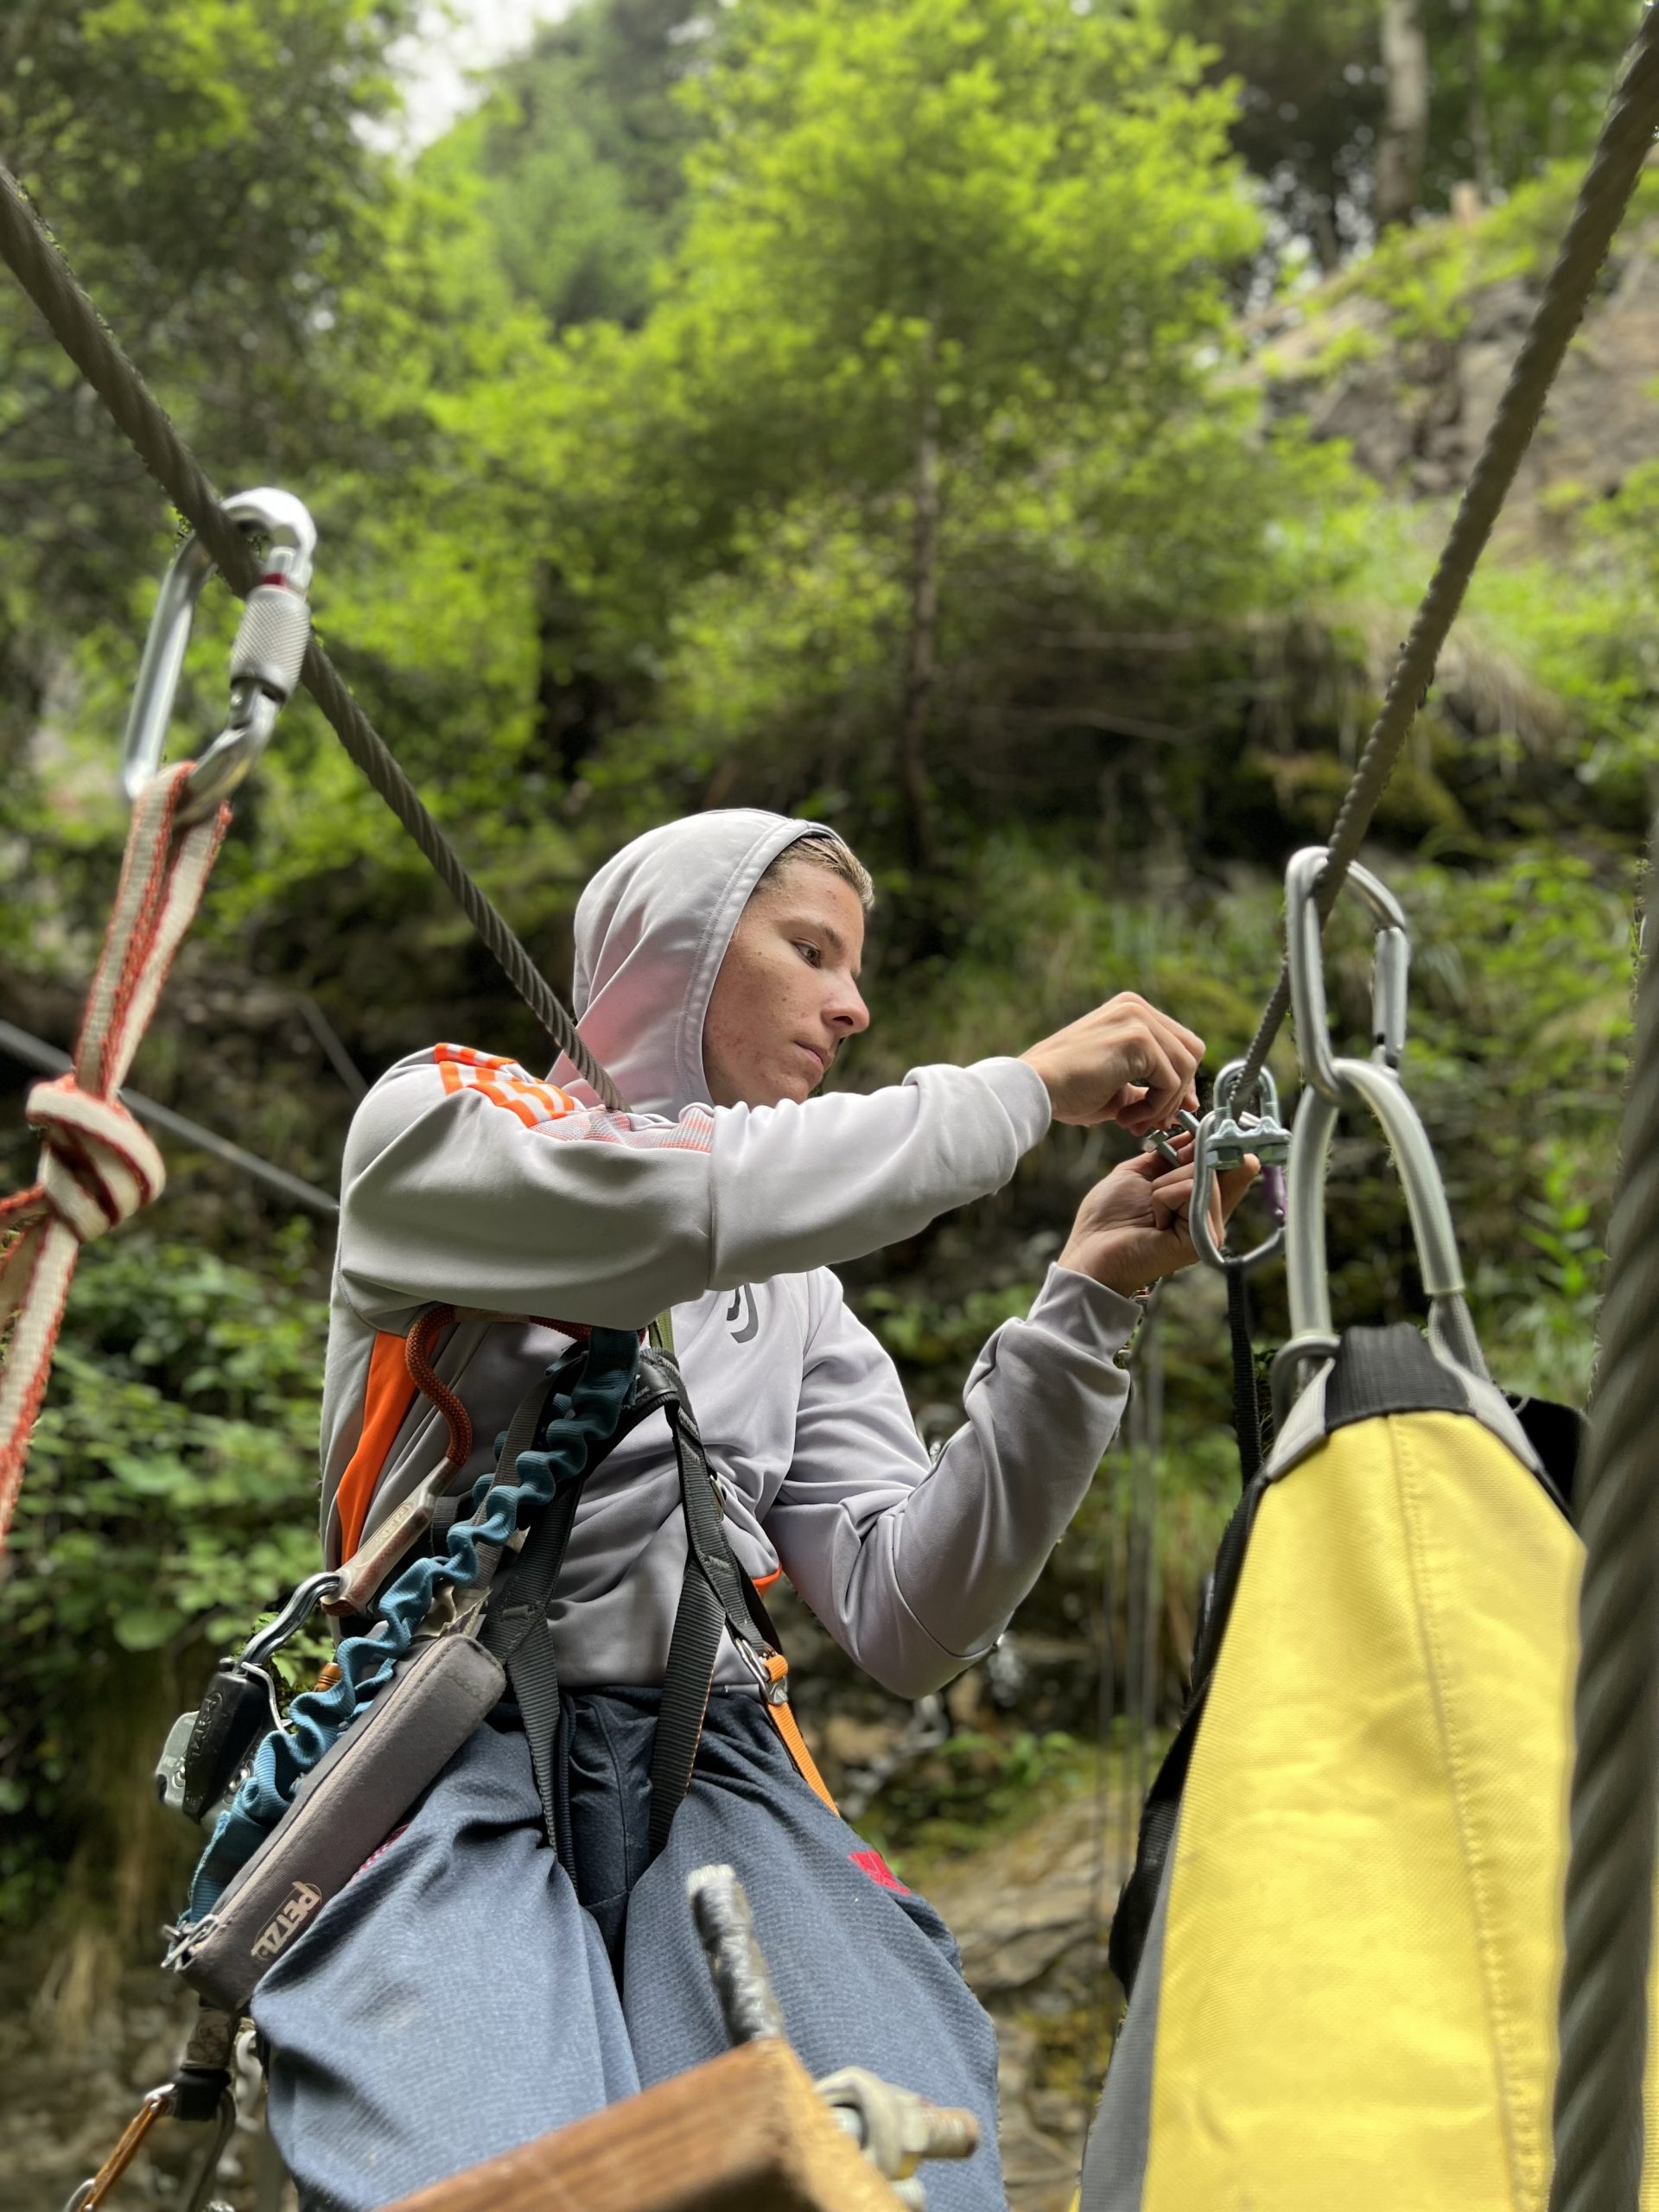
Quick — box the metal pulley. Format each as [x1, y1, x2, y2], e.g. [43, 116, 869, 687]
[120, 487, 316, 824]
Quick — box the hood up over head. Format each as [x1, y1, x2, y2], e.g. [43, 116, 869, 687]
[554, 809, 834, 1117]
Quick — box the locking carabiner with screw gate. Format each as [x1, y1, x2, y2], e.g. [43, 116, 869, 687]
[120, 487, 316, 827]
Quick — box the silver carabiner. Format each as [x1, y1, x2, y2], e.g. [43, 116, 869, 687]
[1284, 846, 1410, 1101]
[238, 1568, 344, 1670]
[120, 487, 316, 827]
[1273, 849, 1485, 1421]
[1190, 1062, 1289, 1274]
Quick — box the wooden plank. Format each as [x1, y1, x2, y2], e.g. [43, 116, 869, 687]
[381, 2037, 916, 2212]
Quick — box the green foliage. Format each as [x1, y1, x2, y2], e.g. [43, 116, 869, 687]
[861, 1729, 1086, 1871]
[0, 1236, 327, 1924]
[1325, 159, 1659, 348]
[419, 0, 703, 329]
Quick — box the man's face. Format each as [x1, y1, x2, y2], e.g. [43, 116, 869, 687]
[702, 863, 871, 1109]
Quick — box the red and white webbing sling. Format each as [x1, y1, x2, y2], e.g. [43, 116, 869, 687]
[0, 764, 228, 1551]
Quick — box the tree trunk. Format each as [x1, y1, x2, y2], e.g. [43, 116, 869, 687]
[1459, 0, 1494, 200]
[897, 331, 941, 875]
[1376, 0, 1430, 230]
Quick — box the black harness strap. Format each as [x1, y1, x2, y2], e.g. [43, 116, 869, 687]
[637, 1346, 772, 1857]
[478, 1344, 774, 1863]
[1224, 1259, 1264, 1489]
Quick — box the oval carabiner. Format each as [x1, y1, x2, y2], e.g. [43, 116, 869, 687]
[1285, 845, 1410, 1102]
[1188, 1062, 1290, 1274]
[1269, 1052, 1488, 1426]
[120, 487, 316, 826]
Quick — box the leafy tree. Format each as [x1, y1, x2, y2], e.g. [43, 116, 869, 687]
[1162, 0, 1642, 264]
[0, 1236, 327, 1954]
[0, 0, 416, 660]
[518, 0, 1269, 871]
[420, 0, 708, 330]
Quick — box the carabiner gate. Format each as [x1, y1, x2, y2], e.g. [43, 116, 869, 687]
[119, 487, 316, 826]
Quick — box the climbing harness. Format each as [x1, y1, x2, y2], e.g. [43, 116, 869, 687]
[0, 491, 315, 1554]
[163, 1325, 830, 2011]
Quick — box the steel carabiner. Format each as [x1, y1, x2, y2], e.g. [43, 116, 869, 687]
[1283, 846, 1410, 1100]
[119, 487, 316, 827]
[59, 2080, 234, 2212]
[1189, 1061, 1292, 1274]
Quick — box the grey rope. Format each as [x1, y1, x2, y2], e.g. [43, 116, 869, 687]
[0, 1017, 338, 1218]
[0, 162, 624, 1112]
[1231, 5, 1659, 1105]
[1548, 844, 1659, 2211]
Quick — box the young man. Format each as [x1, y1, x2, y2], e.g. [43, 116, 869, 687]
[256, 809, 1254, 2212]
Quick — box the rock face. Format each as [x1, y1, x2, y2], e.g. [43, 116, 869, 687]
[1257, 197, 1659, 535]
[925, 1794, 1128, 2212]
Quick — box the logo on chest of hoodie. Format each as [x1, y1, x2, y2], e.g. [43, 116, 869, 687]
[727, 1285, 759, 1344]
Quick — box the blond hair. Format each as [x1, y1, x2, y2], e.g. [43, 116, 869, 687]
[759, 830, 874, 911]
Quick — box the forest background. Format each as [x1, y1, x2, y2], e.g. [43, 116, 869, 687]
[1, 0, 1655, 2046]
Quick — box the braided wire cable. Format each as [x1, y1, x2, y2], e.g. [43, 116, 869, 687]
[1548, 868, 1659, 2212]
[1231, 7, 1659, 1105]
[0, 162, 624, 1110]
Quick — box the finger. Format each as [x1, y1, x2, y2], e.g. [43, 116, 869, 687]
[1150, 1168, 1197, 1234]
[1141, 1010, 1203, 1116]
[1217, 1155, 1261, 1222]
[1122, 1034, 1183, 1128]
[1146, 1005, 1206, 1072]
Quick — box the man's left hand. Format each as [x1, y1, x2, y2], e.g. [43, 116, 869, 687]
[1058, 1132, 1260, 1299]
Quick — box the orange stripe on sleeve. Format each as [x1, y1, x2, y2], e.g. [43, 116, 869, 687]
[473, 1074, 538, 1128]
[336, 1331, 421, 1562]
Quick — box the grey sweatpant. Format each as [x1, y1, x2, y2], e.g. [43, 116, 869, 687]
[252, 1688, 1005, 2212]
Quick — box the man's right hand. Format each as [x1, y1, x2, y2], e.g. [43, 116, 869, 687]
[1020, 992, 1205, 1133]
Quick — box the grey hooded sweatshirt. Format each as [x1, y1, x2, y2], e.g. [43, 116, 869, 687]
[319, 810, 1139, 1696]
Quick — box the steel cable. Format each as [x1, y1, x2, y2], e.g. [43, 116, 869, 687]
[1548, 846, 1659, 2212]
[0, 161, 624, 1110]
[1231, 6, 1659, 1105]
